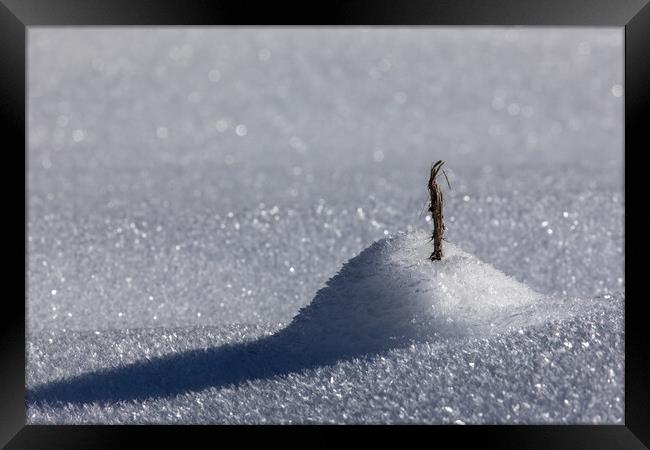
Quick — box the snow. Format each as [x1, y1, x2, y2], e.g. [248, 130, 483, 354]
[27, 28, 623, 424]
[27, 297, 623, 424]
[281, 231, 544, 359]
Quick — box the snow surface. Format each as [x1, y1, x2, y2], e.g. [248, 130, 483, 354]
[27, 28, 624, 424]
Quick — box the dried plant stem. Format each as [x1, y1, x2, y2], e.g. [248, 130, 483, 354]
[428, 160, 450, 261]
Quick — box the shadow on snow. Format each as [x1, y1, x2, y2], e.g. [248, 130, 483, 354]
[28, 240, 426, 406]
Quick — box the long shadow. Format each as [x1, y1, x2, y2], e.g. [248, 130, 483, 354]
[28, 239, 425, 406]
[28, 330, 382, 406]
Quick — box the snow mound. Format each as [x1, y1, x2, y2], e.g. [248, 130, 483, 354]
[275, 231, 543, 356]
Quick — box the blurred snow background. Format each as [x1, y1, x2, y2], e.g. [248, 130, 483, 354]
[27, 27, 623, 424]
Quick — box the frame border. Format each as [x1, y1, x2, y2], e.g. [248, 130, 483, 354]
[2, 0, 647, 447]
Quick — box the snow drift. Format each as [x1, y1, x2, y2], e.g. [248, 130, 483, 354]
[274, 231, 543, 357]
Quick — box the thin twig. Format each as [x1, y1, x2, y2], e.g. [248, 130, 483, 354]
[428, 160, 450, 261]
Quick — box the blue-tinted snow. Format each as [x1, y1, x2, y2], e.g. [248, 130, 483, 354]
[27, 28, 623, 424]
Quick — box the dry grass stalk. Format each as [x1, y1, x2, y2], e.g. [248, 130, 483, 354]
[428, 160, 450, 261]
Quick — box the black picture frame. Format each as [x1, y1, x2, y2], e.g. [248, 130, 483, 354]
[2, 0, 647, 447]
